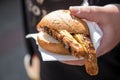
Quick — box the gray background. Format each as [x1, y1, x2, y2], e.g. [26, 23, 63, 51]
[0, 0, 29, 80]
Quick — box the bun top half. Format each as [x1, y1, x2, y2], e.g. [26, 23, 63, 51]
[37, 10, 89, 35]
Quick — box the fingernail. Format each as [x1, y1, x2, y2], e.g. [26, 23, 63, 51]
[69, 6, 80, 14]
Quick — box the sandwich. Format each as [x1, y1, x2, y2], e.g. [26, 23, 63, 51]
[36, 10, 98, 76]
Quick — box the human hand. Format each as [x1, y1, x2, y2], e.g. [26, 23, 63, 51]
[24, 54, 40, 80]
[61, 4, 120, 66]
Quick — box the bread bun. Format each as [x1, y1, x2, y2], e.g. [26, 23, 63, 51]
[37, 10, 89, 35]
[37, 31, 69, 55]
[37, 10, 90, 55]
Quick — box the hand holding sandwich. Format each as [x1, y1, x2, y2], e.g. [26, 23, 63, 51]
[37, 4, 120, 75]
[62, 4, 120, 65]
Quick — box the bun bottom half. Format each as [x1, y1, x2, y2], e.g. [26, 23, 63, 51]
[37, 31, 69, 55]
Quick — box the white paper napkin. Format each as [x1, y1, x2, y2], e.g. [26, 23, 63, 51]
[86, 21, 103, 50]
[26, 21, 103, 61]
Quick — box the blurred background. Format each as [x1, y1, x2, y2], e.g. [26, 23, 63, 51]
[0, 0, 29, 80]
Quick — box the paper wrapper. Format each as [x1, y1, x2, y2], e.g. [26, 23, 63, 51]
[26, 21, 103, 61]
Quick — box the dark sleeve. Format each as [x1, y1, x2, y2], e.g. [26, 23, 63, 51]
[89, 0, 120, 6]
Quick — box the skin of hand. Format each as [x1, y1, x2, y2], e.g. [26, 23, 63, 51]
[24, 54, 40, 79]
[61, 4, 120, 66]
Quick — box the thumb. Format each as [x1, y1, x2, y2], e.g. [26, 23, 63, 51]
[69, 6, 104, 23]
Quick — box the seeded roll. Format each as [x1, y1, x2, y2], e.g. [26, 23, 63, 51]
[37, 10, 99, 76]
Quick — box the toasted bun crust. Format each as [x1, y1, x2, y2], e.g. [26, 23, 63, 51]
[37, 31, 69, 55]
[37, 10, 89, 55]
[37, 10, 89, 35]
